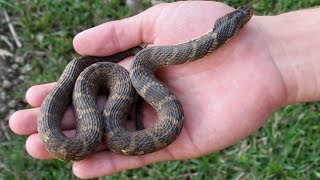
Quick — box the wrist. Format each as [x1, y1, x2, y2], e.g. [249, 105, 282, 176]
[257, 8, 320, 104]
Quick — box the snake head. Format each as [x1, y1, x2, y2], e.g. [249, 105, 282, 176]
[234, 6, 254, 29]
[213, 6, 254, 44]
[215, 6, 253, 29]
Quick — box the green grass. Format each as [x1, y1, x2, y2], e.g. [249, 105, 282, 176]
[1, 0, 319, 179]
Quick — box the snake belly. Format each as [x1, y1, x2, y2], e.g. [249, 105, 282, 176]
[38, 6, 253, 161]
[104, 7, 253, 155]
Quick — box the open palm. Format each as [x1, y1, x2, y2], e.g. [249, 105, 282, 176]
[10, 1, 287, 178]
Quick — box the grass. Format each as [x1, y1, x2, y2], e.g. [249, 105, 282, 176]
[1, 0, 320, 179]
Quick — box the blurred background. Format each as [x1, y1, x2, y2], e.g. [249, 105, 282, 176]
[0, 0, 319, 179]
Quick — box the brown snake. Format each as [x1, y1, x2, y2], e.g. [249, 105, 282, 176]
[37, 7, 253, 161]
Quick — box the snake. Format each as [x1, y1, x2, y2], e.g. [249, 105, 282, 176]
[37, 7, 253, 161]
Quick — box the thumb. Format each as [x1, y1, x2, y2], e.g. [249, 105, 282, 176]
[72, 6, 160, 56]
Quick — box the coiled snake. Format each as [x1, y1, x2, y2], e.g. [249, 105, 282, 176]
[38, 7, 253, 161]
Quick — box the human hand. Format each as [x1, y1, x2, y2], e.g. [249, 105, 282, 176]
[10, 1, 295, 178]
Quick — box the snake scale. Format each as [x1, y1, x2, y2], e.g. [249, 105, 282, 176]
[38, 7, 253, 161]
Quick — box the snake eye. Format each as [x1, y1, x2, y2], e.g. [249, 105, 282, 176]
[238, 6, 254, 18]
[236, 6, 254, 25]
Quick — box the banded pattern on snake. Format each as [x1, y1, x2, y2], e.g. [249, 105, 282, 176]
[37, 7, 253, 161]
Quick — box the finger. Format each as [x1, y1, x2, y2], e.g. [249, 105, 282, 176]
[25, 82, 116, 108]
[73, 149, 173, 178]
[10, 95, 112, 135]
[25, 132, 108, 159]
[72, 5, 163, 56]
[71, 125, 202, 178]
[9, 107, 76, 135]
[26, 83, 56, 107]
[26, 133, 53, 159]
[18, 83, 157, 135]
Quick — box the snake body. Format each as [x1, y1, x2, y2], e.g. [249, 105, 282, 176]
[38, 7, 253, 161]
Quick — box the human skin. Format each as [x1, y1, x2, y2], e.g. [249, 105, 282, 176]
[8, 1, 320, 179]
